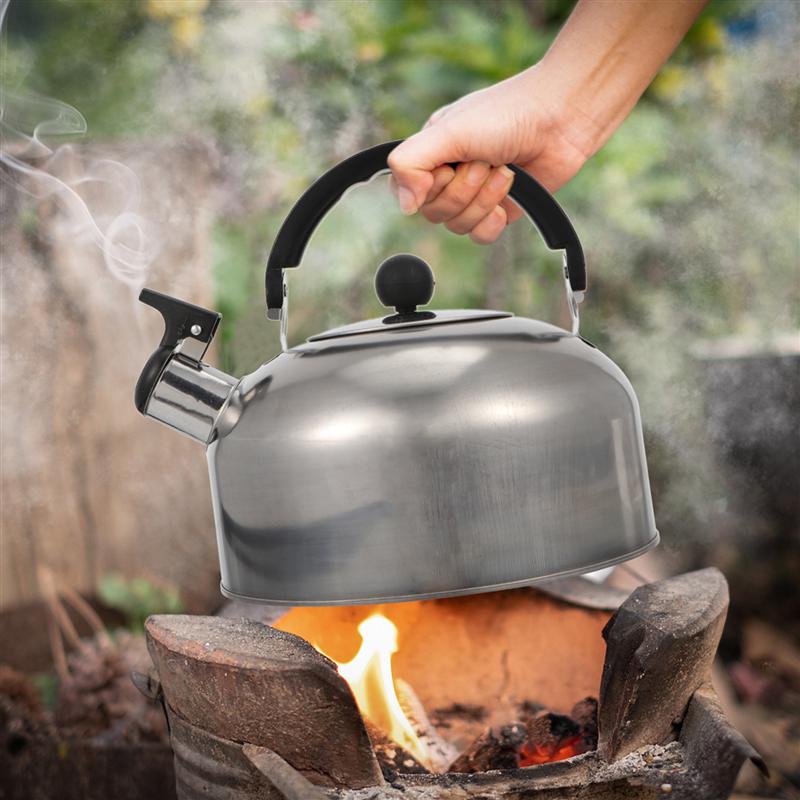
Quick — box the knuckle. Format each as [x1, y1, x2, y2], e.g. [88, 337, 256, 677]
[504, 204, 524, 222]
[477, 184, 509, 211]
[469, 228, 493, 244]
[430, 169, 454, 195]
[470, 225, 499, 244]
[469, 210, 505, 244]
[445, 218, 471, 235]
[442, 169, 477, 204]
[434, 164, 455, 183]
[449, 182, 477, 206]
[386, 147, 405, 172]
[424, 197, 462, 222]
[421, 206, 445, 223]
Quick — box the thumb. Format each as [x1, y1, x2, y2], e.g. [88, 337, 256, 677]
[388, 125, 464, 215]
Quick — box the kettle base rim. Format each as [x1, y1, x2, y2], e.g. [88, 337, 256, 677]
[218, 531, 659, 607]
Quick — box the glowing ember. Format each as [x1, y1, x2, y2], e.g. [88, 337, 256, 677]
[333, 614, 429, 766]
[519, 735, 585, 765]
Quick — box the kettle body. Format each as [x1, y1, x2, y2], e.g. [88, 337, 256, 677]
[135, 140, 658, 605]
[210, 314, 656, 604]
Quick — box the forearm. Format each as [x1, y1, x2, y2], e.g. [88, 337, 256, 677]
[530, 0, 708, 155]
[388, 0, 708, 236]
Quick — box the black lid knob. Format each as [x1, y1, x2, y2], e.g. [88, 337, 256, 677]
[374, 254, 435, 314]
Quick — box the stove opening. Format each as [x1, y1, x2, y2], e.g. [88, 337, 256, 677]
[273, 588, 608, 774]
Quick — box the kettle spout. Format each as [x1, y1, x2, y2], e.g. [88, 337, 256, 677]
[135, 289, 238, 445]
[139, 355, 238, 445]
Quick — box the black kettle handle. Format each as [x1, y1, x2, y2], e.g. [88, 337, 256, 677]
[265, 139, 585, 316]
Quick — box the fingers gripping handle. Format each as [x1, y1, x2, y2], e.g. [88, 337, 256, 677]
[264, 140, 586, 316]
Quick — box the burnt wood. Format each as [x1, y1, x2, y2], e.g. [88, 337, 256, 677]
[364, 720, 430, 779]
[448, 722, 528, 773]
[145, 615, 383, 790]
[598, 568, 729, 761]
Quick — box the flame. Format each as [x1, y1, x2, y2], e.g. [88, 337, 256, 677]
[333, 614, 428, 766]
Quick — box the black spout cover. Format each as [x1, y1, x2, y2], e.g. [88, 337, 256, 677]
[139, 288, 221, 350]
[134, 289, 221, 414]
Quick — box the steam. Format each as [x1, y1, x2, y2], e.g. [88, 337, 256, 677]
[0, 0, 158, 288]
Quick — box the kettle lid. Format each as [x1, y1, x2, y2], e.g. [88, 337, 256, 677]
[309, 253, 511, 342]
[308, 308, 512, 342]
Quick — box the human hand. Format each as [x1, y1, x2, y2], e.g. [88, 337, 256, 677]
[388, 0, 707, 244]
[388, 66, 596, 244]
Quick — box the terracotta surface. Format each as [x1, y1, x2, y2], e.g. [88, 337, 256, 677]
[274, 587, 611, 731]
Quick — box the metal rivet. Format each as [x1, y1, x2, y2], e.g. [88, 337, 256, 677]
[190, 324, 202, 336]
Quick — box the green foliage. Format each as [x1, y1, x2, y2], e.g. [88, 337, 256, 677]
[30, 672, 59, 710]
[554, 33, 800, 536]
[211, 220, 257, 367]
[5, 0, 796, 544]
[98, 574, 183, 632]
[5, 0, 168, 136]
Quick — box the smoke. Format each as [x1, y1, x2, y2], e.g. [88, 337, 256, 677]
[0, 0, 158, 288]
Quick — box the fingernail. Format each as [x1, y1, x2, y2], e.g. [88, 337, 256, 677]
[490, 166, 514, 191]
[397, 186, 418, 215]
[466, 161, 489, 186]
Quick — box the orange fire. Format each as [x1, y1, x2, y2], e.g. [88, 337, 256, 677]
[331, 613, 429, 766]
[302, 610, 592, 773]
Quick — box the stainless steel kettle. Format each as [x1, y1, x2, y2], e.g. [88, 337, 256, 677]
[135, 140, 658, 605]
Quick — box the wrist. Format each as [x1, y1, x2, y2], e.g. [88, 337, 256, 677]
[521, 61, 609, 160]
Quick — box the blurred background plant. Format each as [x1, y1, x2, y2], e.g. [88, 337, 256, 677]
[2, 0, 798, 794]
[4, 0, 798, 591]
[98, 574, 183, 632]
[4, 0, 798, 604]
[11, 0, 795, 538]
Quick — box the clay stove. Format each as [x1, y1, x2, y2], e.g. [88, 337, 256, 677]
[142, 569, 763, 800]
